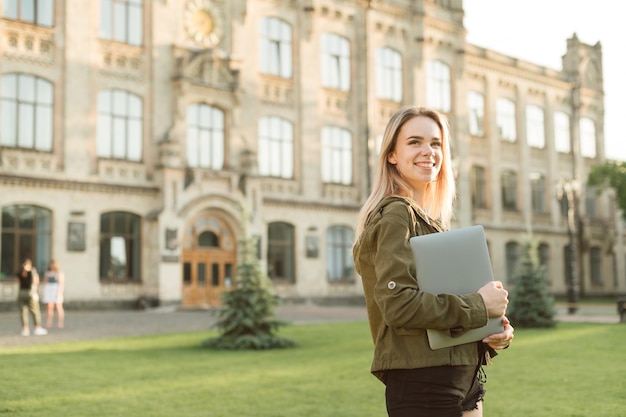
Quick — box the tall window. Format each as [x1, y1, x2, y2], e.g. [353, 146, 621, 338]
[3, 0, 54, 26]
[471, 165, 487, 209]
[505, 241, 520, 283]
[426, 60, 450, 112]
[326, 226, 354, 282]
[258, 116, 293, 178]
[590, 247, 602, 286]
[97, 89, 143, 161]
[585, 185, 598, 219]
[375, 47, 402, 102]
[538, 242, 550, 283]
[100, 211, 141, 281]
[525, 105, 545, 148]
[1, 74, 53, 151]
[321, 33, 350, 91]
[580, 117, 596, 158]
[554, 111, 571, 153]
[259, 17, 292, 78]
[186, 104, 224, 169]
[530, 172, 546, 213]
[321, 126, 352, 185]
[267, 222, 295, 282]
[99, 0, 143, 46]
[1, 205, 51, 279]
[496, 98, 516, 142]
[468, 91, 485, 136]
[501, 170, 517, 211]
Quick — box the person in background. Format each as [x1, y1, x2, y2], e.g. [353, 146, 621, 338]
[42, 260, 65, 329]
[353, 106, 513, 417]
[16, 259, 48, 336]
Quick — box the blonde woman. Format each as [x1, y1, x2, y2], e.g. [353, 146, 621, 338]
[353, 107, 514, 417]
[42, 260, 65, 329]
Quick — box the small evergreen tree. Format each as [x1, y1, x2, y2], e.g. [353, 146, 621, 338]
[507, 236, 556, 328]
[202, 234, 296, 350]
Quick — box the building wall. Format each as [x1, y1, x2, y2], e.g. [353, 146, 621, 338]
[0, 0, 623, 309]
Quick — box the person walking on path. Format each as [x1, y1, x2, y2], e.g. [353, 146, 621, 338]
[353, 107, 513, 417]
[42, 260, 65, 329]
[16, 259, 47, 336]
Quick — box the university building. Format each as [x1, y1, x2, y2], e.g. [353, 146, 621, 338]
[1, 0, 623, 309]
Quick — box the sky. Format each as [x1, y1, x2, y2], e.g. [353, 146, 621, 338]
[463, 0, 626, 161]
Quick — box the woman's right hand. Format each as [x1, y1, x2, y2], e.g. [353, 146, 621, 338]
[477, 281, 509, 317]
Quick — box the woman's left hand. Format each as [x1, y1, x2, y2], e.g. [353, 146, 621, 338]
[482, 316, 514, 350]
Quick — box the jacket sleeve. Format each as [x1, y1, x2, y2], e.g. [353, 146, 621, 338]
[371, 204, 489, 332]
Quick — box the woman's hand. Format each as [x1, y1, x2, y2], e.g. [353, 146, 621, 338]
[482, 316, 514, 350]
[477, 280, 509, 317]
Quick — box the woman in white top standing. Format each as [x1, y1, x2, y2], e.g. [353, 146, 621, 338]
[42, 260, 65, 329]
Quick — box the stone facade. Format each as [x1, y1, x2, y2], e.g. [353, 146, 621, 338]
[0, 0, 623, 309]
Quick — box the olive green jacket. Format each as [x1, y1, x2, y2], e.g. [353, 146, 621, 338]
[353, 196, 490, 382]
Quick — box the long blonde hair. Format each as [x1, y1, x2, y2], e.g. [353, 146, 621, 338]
[355, 106, 456, 238]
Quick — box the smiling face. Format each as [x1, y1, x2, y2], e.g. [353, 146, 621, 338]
[387, 115, 443, 202]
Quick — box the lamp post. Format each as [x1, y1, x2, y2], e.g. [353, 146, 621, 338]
[557, 179, 580, 314]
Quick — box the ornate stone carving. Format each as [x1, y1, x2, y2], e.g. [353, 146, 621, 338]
[2, 21, 55, 66]
[173, 46, 239, 90]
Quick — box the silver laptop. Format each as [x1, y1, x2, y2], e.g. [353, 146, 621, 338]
[409, 225, 504, 350]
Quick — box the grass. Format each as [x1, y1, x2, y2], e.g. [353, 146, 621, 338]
[0, 321, 625, 417]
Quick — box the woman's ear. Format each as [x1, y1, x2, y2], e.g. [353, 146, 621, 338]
[387, 152, 397, 165]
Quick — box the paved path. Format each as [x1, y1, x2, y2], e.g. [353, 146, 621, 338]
[0, 303, 620, 348]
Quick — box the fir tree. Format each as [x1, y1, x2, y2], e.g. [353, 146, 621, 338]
[202, 233, 296, 350]
[507, 236, 556, 328]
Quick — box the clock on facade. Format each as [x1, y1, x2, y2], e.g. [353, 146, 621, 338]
[184, 0, 224, 48]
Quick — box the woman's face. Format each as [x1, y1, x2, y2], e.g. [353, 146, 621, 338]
[23, 260, 32, 271]
[387, 115, 443, 194]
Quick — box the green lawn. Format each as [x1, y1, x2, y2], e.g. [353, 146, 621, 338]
[1, 321, 624, 417]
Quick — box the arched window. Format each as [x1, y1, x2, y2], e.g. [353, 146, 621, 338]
[376, 47, 402, 102]
[198, 231, 219, 248]
[321, 33, 350, 91]
[186, 104, 224, 169]
[1, 205, 51, 278]
[1, 73, 53, 151]
[100, 211, 141, 281]
[97, 89, 143, 161]
[259, 17, 292, 78]
[426, 60, 450, 112]
[326, 225, 354, 281]
[321, 126, 352, 185]
[258, 116, 293, 178]
[267, 222, 295, 282]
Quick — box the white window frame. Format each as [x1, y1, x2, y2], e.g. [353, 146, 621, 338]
[321, 126, 352, 185]
[525, 105, 545, 148]
[468, 91, 485, 136]
[3, 0, 54, 27]
[375, 47, 402, 102]
[326, 225, 354, 282]
[321, 33, 350, 91]
[258, 116, 294, 178]
[580, 117, 596, 158]
[259, 17, 292, 78]
[99, 0, 143, 46]
[554, 111, 571, 153]
[496, 98, 516, 142]
[186, 104, 224, 170]
[426, 60, 450, 112]
[97, 89, 143, 161]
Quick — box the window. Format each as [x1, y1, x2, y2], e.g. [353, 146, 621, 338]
[530, 172, 546, 213]
[321, 33, 350, 91]
[326, 226, 354, 281]
[0, 205, 51, 279]
[525, 105, 545, 148]
[321, 126, 352, 185]
[1, 74, 53, 151]
[590, 247, 602, 286]
[563, 244, 573, 287]
[97, 89, 143, 161]
[3, 0, 54, 27]
[501, 170, 517, 211]
[471, 165, 487, 209]
[100, 211, 141, 281]
[258, 116, 293, 178]
[375, 47, 402, 102]
[538, 242, 550, 283]
[99, 0, 143, 46]
[496, 98, 516, 142]
[505, 241, 519, 283]
[186, 104, 224, 169]
[468, 92, 484, 136]
[554, 111, 571, 153]
[267, 222, 295, 282]
[259, 17, 292, 78]
[580, 117, 596, 158]
[426, 60, 450, 112]
[585, 185, 598, 219]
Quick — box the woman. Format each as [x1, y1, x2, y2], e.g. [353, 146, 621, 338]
[42, 260, 65, 329]
[16, 259, 48, 336]
[353, 107, 514, 417]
